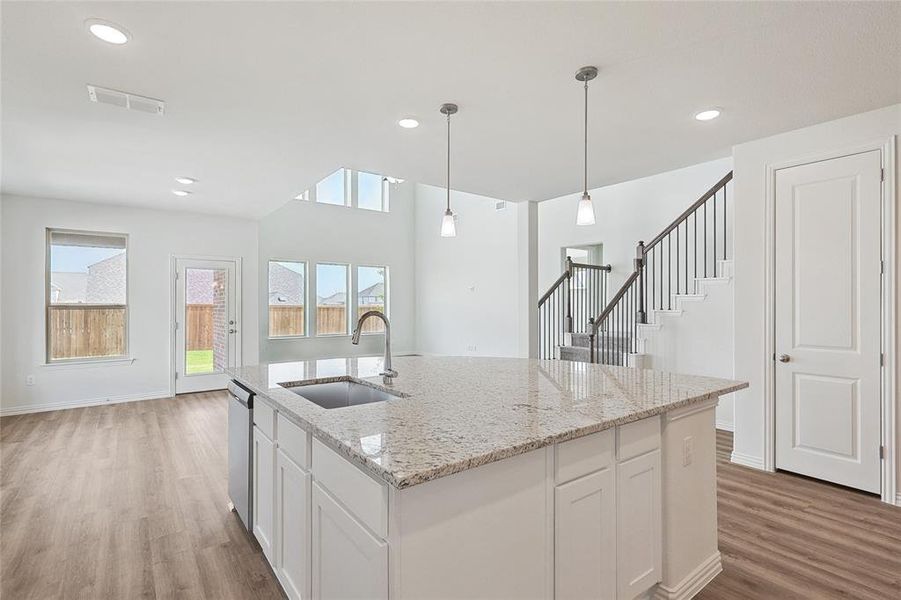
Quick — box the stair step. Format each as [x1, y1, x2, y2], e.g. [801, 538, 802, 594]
[570, 332, 633, 348]
[559, 345, 630, 366]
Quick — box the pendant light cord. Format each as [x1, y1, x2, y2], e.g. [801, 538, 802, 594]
[583, 78, 589, 196]
[446, 112, 451, 212]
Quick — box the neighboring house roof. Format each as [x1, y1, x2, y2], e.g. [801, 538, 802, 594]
[358, 282, 385, 302]
[269, 262, 304, 305]
[317, 291, 346, 306]
[49, 272, 87, 303]
[86, 252, 126, 304]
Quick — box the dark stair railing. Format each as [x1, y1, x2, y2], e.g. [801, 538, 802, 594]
[538, 257, 611, 359]
[587, 171, 733, 364]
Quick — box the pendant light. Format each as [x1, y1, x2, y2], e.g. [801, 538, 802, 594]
[439, 102, 458, 237]
[575, 66, 598, 226]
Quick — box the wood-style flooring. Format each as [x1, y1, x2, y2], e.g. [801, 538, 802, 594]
[2, 393, 899, 599]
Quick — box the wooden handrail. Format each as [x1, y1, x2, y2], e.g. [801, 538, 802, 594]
[570, 262, 612, 272]
[644, 171, 732, 252]
[538, 263, 612, 306]
[591, 270, 640, 332]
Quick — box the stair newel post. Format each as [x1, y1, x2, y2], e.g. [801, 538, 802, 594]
[565, 256, 573, 333]
[635, 241, 647, 324]
[588, 317, 596, 363]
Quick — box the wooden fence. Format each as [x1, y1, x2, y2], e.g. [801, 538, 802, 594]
[47, 303, 387, 360]
[269, 304, 385, 337]
[48, 305, 126, 360]
[187, 304, 214, 350]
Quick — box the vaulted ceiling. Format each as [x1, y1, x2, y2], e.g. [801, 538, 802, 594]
[2, 1, 899, 217]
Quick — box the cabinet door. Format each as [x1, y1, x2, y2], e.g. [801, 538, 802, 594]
[617, 450, 661, 599]
[555, 467, 616, 600]
[277, 449, 311, 600]
[311, 482, 387, 600]
[253, 426, 276, 564]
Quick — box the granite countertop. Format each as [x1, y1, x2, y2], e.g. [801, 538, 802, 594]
[228, 356, 747, 489]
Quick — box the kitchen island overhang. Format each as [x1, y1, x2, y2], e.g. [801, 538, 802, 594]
[229, 356, 747, 600]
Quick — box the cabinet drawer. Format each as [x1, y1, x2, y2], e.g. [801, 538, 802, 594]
[278, 413, 310, 470]
[312, 438, 388, 538]
[556, 428, 614, 485]
[254, 399, 276, 440]
[616, 417, 660, 461]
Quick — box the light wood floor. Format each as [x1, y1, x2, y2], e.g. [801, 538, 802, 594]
[2, 393, 900, 599]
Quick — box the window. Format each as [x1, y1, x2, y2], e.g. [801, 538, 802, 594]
[315, 168, 348, 206]
[46, 229, 128, 361]
[268, 260, 306, 337]
[357, 266, 387, 333]
[357, 171, 389, 212]
[301, 168, 395, 213]
[316, 263, 349, 335]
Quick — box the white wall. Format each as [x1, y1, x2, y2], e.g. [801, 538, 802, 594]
[732, 104, 901, 494]
[0, 194, 260, 415]
[538, 158, 733, 293]
[258, 183, 416, 362]
[414, 185, 527, 358]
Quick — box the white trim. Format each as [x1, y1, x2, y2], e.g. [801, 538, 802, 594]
[0, 390, 171, 417]
[653, 552, 722, 600]
[169, 254, 244, 397]
[730, 450, 766, 471]
[895, 493, 901, 507]
[762, 137, 898, 504]
[39, 357, 136, 370]
[715, 420, 734, 432]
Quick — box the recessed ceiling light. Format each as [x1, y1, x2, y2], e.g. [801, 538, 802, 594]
[174, 176, 196, 185]
[398, 118, 419, 129]
[694, 109, 721, 122]
[86, 19, 130, 45]
[172, 190, 191, 197]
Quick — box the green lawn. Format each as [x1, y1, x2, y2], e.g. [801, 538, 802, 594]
[186, 350, 214, 374]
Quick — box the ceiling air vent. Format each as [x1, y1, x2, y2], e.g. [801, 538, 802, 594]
[87, 85, 165, 115]
[495, 200, 507, 211]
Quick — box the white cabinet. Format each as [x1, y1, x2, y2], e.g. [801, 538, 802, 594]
[253, 425, 276, 563]
[311, 482, 388, 600]
[555, 466, 616, 600]
[616, 450, 661, 599]
[277, 449, 311, 600]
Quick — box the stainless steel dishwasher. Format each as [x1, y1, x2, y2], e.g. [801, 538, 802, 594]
[227, 380, 254, 532]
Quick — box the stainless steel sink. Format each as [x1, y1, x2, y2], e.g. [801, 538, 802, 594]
[281, 380, 402, 409]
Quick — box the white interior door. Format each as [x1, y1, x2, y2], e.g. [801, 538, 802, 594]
[174, 258, 239, 394]
[775, 150, 882, 493]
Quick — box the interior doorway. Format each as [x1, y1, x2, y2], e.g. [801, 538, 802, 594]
[562, 243, 604, 270]
[172, 257, 241, 394]
[773, 150, 883, 494]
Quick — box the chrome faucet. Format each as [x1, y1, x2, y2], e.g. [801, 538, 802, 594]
[351, 311, 397, 382]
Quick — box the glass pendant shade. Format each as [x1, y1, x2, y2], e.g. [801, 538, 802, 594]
[440, 208, 457, 237]
[576, 192, 596, 226]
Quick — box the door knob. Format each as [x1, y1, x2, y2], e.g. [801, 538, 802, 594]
[778, 354, 791, 363]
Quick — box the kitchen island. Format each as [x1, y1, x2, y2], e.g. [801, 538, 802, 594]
[229, 356, 746, 600]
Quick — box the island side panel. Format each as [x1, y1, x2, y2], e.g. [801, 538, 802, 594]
[658, 397, 721, 598]
[389, 446, 552, 600]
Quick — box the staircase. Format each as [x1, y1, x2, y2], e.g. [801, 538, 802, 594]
[540, 172, 733, 365]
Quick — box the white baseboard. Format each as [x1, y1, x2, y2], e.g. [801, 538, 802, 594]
[654, 552, 722, 600]
[0, 390, 172, 417]
[896, 493, 901, 507]
[715, 420, 734, 432]
[730, 450, 766, 471]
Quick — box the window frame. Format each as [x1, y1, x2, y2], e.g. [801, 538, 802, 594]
[315, 261, 351, 337]
[355, 264, 389, 336]
[303, 168, 391, 213]
[267, 258, 309, 340]
[45, 228, 130, 364]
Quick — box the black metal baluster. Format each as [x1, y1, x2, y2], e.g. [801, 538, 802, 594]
[704, 200, 708, 278]
[676, 225, 680, 295]
[693, 211, 697, 293]
[713, 190, 717, 277]
[684, 221, 688, 294]
[724, 183, 728, 261]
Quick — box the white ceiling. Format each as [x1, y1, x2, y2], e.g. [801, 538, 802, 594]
[2, 1, 900, 218]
